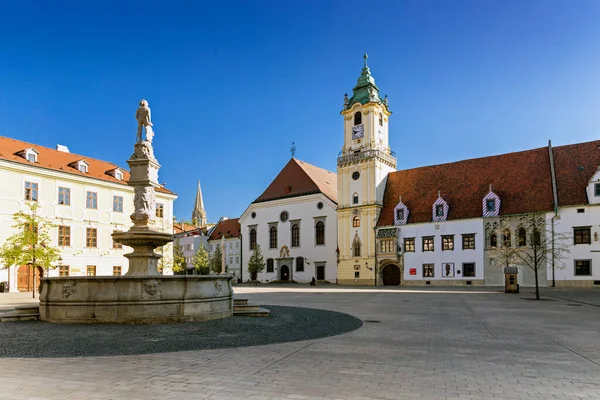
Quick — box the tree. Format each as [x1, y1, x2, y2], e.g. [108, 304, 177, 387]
[210, 245, 223, 274]
[247, 244, 266, 280]
[491, 213, 569, 300]
[489, 218, 521, 271]
[0, 203, 61, 296]
[193, 243, 210, 275]
[170, 241, 186, 275]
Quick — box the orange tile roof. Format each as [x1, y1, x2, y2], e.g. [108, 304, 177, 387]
[254, 158, 337, 204]
[377, 146, 555, 226]
[0, 136, 175, 195]
[208, 218, 241, 240]
[173, 222, 203, 234]
[552, 140, 600, 207]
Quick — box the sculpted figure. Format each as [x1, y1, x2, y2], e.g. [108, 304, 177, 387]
[136, 100, 154, 142]
[141, 279, 161, 300]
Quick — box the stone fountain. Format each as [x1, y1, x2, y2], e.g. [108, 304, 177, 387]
[39, 100, 233, 323]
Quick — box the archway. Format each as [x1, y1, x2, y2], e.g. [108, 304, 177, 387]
[382, 264, 401, 286]
[280, 265, 290, 281]
[17, 265, 42, 292]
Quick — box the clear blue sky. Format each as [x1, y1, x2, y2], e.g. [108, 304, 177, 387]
[1, 1, 599, 223]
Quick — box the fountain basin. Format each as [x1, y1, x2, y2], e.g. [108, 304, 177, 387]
[39, 275, 233, 324]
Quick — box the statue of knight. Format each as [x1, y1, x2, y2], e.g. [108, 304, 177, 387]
[136, 99, 154, 142]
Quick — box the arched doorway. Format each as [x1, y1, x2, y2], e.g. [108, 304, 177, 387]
[280, 265, 290, 281]
[17, 265, 43, 292]
[382, 264, 401, 286]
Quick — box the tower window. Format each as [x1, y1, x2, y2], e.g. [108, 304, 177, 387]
[353, 193, 359, 204]
[352, 235, 361, 257]
[352, 171, 360, 180]
[354, 112, 362, 126]
[379, 114, 383, 126]
[353, 217, 360, 227]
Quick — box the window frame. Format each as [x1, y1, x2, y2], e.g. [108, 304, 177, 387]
[296, 257, 304, 272]
[156, 203, 164, 218]
[595, 183, 600, 197]
[352, 216, 360, 227]
[354, 111, 362, 125]
[58, 225, 71, 247]
[486, 199, 496, 212]
[86, 265, 96, 276]
[58, 186, 71, 205]
[441, 235, 454, 251]
[113, 266, 122, 276]
[86, 228, 97, 248]
[462, 234, 475, 250]
[380, 239, 394, 253]
[86, 191, 98, 209]
[266, 258, 274, 273]
[435, 204, 444, 217]
[422, 236, 434, 252]
[58, 265, 70, 277]
[462, 263, 476, 277]
[291, 224, 300, 247]
[404, 238, 415, 253]
[315, 221, 325, 246]
[574, 227, 591, 245]
[113, 195, 124, 213]
[249, 228, 257, 250]
[353, 193, 359, 204]
[269, 226, 278, 249]
[24, 181, 38, 202]
[574, 260, 591, 276]
[423, 263, 434, 278]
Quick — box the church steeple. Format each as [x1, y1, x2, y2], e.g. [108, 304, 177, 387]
[192, 180, 207, 227]
[344, 53, 388, 111]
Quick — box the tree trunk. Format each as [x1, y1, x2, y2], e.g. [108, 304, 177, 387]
[534, 263, 540, 300]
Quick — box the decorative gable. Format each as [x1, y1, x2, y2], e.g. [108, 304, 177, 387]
[432, 192, 449, 222]
[393, 196, 409, 225]
[587, 167, 600, 205]
[482, 186, 501, 217]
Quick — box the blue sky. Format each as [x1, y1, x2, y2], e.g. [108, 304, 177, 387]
[1, 1, 599, 222]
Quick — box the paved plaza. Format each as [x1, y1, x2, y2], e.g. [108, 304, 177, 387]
[1, 286, 600, 400]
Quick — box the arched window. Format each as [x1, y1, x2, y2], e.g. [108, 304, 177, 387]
[490, 233, 497, 248]
[269, 226, 277, 249]
[291, 224, 300, 247]
[379, 113, 383, 126]
[250, 228, 257, 250]
[296, 257, 304, 272]
[353, 216, 360, 227]
[315, 221, 325, 245]
[502, 230, 511, 247]
[353, 193, 359, 204]
[518, 227, 527, 247]
[353, 235, 361, 257]
[354, 112, 362, 125]
[533, 229, 541, 246]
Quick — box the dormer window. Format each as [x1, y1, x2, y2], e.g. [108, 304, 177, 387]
[354, 112, 362, 125]
[482, 187, 500, 217]
[71, 160, 89, 174]
[435, 205, 444, 217]
[432, 194, 449, 222]
[19, 148, 39, 163]
[110, 168, 124, 180]
[486, 199, 496, 212]
[393, 197, 409, 226]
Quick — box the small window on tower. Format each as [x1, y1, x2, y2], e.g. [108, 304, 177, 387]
[353, 193, 359, 204]
[354, 112, 362, 126]
[379, 114, 383, 126]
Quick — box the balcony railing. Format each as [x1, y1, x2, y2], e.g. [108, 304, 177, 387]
[337, 149, 397, 167]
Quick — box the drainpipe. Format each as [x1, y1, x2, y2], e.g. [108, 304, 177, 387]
[373, 225, 377, 287]
[551, 211, 557, 287]
[548, 140, 559, 288]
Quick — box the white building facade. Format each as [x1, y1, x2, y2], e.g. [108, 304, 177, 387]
[239, 159, 338, 283]
[0, 136, 176, 292]
[208, 217, 242, 281]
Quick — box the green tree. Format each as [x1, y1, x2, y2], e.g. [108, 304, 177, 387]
[0, 203, 61, 295]
[171, 241, 186, 275]
[193, 243, 210, 275]
[210, 245, 223, 274]
[247, 244, 266, 279]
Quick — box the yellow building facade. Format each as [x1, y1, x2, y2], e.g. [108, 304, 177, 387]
[337, 55, 396, 285]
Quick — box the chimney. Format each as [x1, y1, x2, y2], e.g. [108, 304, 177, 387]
[56, 144, 70, 153]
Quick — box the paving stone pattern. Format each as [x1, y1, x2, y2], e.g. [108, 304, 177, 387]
[1, 287, 600, 400]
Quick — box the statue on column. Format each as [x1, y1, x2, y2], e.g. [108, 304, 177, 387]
[136, 100, 154, 142]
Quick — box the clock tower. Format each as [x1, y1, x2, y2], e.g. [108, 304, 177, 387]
[336, 54, 396, 285]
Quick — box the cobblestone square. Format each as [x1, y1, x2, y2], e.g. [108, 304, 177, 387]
[1, 286, 599, 400]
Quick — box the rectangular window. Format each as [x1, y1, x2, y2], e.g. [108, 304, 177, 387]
[59, 265, 69, 276]
[463, 263, 476, 277]
[486, 199, 495, 212]
[113, 266, 122, 276]
[86, 265, 96, 276]
[435, 205, 444, 217]
[27, 153, 36, 163]
[422, 236, 434, 252]
[574, 227, 591, 245]
[404, 238, 415, 253]
[396, 209, 404, 221]
[575, 260, 591, 276]
[380, 239, 395, 253]
[462, 234, 475, 250]
[442, 235, 454, 251]
[266, 258, 274, 273]
[354, 271, 360, 279]
[423, 263, 434, 277]
[86, 228, 97, 248]
[86, 191, 98, 209]
[156, 203, 164, 218]
[58, 226, 71, 246]
[595, 183, 600, 197]
[24, 181, 38, 201]
[58, 187, 71, 205]
[236, 256, 239, 264]
[113, 196, 123, 212]
[296, 257, 304, 272]
[291, 224, 300, 247]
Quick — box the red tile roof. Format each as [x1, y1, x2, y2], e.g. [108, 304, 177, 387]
[209, 218, 240, 240]
[254, 158, 337, 204]
[0, 136, 175, 195]
[377, 146, 555, 226]
[173, 223, 204, 234]
[552, 140, 600, 207]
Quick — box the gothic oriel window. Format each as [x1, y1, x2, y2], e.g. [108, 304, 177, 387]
[269, 226, 277, 249]
[353, 236, 361, 257]
[291, 224, 300, 247]
[353, 217, 360, 227]
[315, 221, 325, 245]
[502, 230, 512, 247]
[490, 233, 498, 248]
[354, 112, 362, 125]
[250, 229, 257, 250]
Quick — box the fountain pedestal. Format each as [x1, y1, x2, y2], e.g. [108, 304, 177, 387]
[39, 100, 233, 324]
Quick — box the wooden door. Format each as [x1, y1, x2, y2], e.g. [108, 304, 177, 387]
[382, 265, 401, 286]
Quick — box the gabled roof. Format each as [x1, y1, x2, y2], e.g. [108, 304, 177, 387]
[377, 146, 555, 226]
[208, 218, 240, 240]
[552, 140, 600, 207]
[173, 222, 203, 234]
[253, 158, 337, 204]
[0, 136, 175, 195]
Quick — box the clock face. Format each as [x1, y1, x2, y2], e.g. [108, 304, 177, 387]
[352, 124, 364, 140]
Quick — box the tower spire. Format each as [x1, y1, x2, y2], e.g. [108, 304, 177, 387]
[192, 180, 207, 227]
